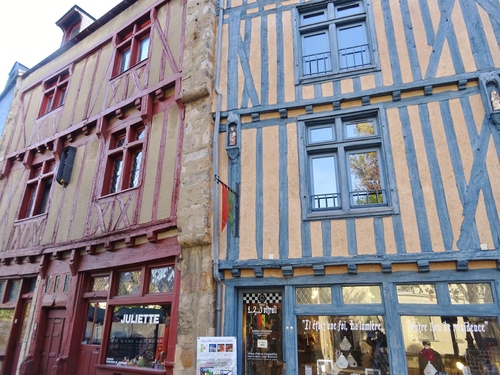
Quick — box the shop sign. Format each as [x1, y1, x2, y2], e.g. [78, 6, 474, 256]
[197, 336, 237, 375]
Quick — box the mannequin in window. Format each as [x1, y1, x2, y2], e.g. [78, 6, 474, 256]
[419, 340, 444, 375]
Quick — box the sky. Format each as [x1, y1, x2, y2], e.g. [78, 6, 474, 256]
[0, 0, 122, 90]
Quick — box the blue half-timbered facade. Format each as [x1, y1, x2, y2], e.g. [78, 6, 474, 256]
[214, 0, 500, 374]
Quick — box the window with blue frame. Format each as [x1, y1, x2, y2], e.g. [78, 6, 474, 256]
[301, 111, 390, 217]
[297, 0, 374, 80]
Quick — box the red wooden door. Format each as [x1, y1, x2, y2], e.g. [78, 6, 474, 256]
[76, 345, 100, 375]
[39, 309, 66, 375]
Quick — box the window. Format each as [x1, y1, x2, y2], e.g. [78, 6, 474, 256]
[114, 16, 151, 75]
[19, 159, 55, 219]
[302, 112, 389, 216]
[297, 0, 373, 80]
[39, 71, 69, 116]
[82, 264, 176, 369]
[102, 123, 146, 195]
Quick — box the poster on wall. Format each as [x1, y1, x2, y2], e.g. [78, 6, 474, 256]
[197, 336, 237, 375]
[243, 292, 283, 375]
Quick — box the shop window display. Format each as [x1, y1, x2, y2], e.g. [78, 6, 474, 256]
[297, 315, 390, 375]
[106, 304, 171, 368]
[243, 292, 283, 375]
[401, 316, 500, 375]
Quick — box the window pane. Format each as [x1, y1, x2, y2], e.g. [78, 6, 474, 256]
[92, 276, 110, 292]
[149, 267, 175, 293]
[348, 151, 384, 205]
[54, 275, 60, 293]
[296, 287, 332, 304]
[302, 32, 331, 76]
[45, 276, 52, 293]
[448, 283, 494, 304]
[0, 309, 15, 351]
[64, 274, 71, 292]
[37, 178, 52, 214]
[343, 286, 381, 304]
[120, 48, 131, 73]
[309, 126, 334, 143]
[58, 87, 67, 107]
[311, 155, 339, 209]
[117, 270, 142, 296]
[84, 302, 106, 345]
[110, 158, 123, 194]
[129, 151, 142, 188]
[301, 10, 327, 25]
[397, 284, 437, 304]
[336, 2, 362, 17]
[345, 120, 375, 139]
[338, 25, 370, 70]
[25, 185, 37, 217]
[297, 315, 390, 374]
[138, 35, 150, 62]
[8, 280, 21, 301]
[106, 304, 170, 367]
[45, 95, 54, 113]
[402, 316, 500, 375]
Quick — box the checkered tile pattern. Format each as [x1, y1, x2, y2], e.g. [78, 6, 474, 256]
[243, 292, 282, 304]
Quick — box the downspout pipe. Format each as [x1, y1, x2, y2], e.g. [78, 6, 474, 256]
[213, 0, 225, 337]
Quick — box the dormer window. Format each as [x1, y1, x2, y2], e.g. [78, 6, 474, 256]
[56, 5, 95, 45]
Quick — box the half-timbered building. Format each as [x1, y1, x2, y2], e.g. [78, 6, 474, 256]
[214, 0, 500, 374]
[0, 0, 218, 374]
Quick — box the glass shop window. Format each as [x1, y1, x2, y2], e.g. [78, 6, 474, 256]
[83, 302, 107, 345]
[0, 309, 15, 352]
[106, 304, 171, 368]
[242, 292, 283, 375]
[402, 316, 500, 375]
[296, 315, 390, 375]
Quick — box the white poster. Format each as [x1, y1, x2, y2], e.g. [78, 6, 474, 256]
[197, 336, 237, 375]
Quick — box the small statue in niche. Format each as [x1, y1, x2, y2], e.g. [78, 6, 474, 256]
[491, 89, 500, 111]
[228, 125, 237, 146]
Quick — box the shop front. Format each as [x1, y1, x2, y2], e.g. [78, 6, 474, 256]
[230, 268, 500, 375]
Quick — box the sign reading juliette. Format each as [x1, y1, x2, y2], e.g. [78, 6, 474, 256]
[197, 336, 237, 375]
[243, 292, 283, 375]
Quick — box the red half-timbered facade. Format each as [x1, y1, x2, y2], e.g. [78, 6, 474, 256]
[0, 0, 215, 373]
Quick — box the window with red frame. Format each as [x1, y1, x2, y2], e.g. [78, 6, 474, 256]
[115, 16, 151, 75]
[39, 71, 70, 116]
[103, 123, 146, 195]
[19, 160, 55, 219]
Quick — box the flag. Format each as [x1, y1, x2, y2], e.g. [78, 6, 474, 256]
[221, 185, 235, 233]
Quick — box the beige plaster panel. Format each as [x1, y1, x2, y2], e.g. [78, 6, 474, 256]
[408, 105, 444, 252]
[386, 107, 421, 253]
[452, 3, 476, 73]
[371, 0, 393, 86]
[356, 217, 377, 255]
[66, 139, 100, 240]
[287, 122, 303, 260]
[249, 17, 262, 109]
[262, 126, 280, 260]
[331, 220, 349, 257]
[0, 169, 26, 251]
[383, 216, 398, 255]
[69, 51, 98, 125]
[86, 45, 114, 119]
[239, 128, 258, 260]
[479, 6, 500, 67]
[427, 101, 461, 250]
[387, 0, 413, 84]
[283, 11, 295, 104]
[321, 82, 334, 97]
[267, 14, 278, 106]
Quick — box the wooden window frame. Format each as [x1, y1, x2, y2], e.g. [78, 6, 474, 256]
[101, 122, 146, 196]
[113, 16, 151, 76]
[295, 0, 376, 84]
[39, 70, 70, 117]
[18, 159, 56, 219]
